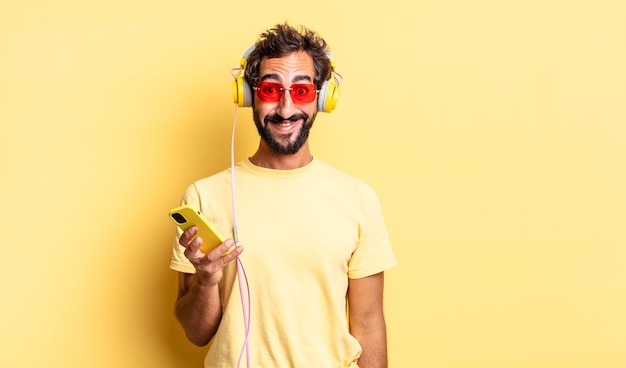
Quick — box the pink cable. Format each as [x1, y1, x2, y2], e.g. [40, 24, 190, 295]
[231, 104, 252, 367]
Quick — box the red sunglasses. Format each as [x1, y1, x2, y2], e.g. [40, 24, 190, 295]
[255, 82, 318, 103]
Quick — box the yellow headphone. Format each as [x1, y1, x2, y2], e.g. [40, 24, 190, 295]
[232, 45, 341, 113]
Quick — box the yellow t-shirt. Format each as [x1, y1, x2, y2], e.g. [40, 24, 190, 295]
[170, 158, 396, 367]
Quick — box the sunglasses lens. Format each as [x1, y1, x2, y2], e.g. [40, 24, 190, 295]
[257, 82, 282, 102]
[290, 84, 316, 103]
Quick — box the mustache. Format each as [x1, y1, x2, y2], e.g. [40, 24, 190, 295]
[265, 113, 309, 123]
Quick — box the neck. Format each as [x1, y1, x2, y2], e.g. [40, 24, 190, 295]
[249, 142, 313, 170]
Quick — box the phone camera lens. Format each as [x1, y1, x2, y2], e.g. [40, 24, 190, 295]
[172, 213, 187, 224]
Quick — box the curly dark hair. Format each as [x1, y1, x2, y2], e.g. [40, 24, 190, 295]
[243, 23, 333, 92]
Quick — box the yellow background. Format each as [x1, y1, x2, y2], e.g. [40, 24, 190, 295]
[1, 0, 625, 367]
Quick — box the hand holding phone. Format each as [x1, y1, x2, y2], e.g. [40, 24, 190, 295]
[169, 205, 227, 253]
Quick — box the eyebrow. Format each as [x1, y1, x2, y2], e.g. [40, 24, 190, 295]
[259, 73, 313, 84]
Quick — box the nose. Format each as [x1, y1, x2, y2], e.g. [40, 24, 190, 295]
[275, 89, 297, 118]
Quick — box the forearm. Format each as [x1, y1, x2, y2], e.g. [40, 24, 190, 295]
[175, 275, 222, 346]
[351, 315, 388, 368]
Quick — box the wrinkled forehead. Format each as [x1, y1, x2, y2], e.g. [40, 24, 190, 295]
[258, 51, 315, 84]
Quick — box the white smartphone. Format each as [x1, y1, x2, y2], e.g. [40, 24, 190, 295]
[169, 205, 227, 253]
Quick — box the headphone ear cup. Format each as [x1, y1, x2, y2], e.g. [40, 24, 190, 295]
[317, 80, 340, 113]
[232, 77, 252, 107]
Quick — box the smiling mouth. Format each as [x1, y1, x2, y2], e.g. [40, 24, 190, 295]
[273, 120, 298, 127]
[265, 115, 303, 129]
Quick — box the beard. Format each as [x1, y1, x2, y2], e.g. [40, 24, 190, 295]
[253, 108, 317, 155]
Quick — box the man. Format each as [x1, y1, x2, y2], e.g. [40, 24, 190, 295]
[170, 23, 396, 368]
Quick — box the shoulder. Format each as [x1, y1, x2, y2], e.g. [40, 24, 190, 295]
[180, 167, 232, 201]
[192, 167, 232, 187]
[315, 159, 372, 183]
[313, 160, 379, 198]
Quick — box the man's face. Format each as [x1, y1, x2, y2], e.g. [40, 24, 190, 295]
[252, 51, 318, 155]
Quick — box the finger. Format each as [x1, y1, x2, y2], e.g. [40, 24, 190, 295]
[222, 244, 244, 265]
[206, 239, 238, 262]
[183, 237, 205, 263]
[179, 226, 198, 247]
[204, 242, 244, 273]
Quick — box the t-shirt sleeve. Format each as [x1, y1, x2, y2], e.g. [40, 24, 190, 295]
[347, 183, 397, 279]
